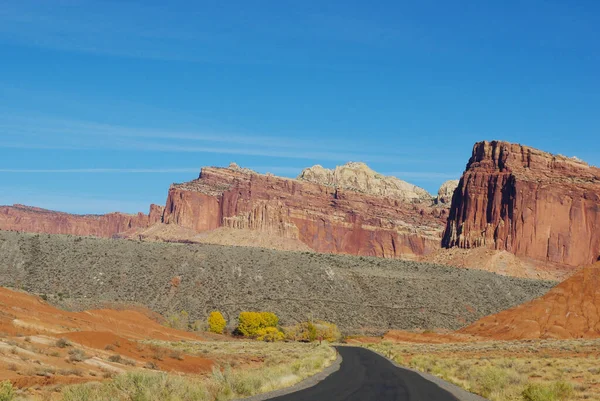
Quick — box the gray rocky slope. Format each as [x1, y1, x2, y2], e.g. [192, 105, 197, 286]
[0, 231, 555, 333]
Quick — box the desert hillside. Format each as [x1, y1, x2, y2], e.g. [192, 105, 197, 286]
[0, 231, 554, 333]
[461, 263, 600, 340]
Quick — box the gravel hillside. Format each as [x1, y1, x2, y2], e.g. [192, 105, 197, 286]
[0, 231, 556, 333]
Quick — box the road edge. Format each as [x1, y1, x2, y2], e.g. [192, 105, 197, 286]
[235, 349, 343, 401]
[364, 347, 489, 401]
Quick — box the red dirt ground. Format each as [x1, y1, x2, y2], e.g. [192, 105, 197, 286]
[354, 263, 600, 345]
[461, 263, 600, 340]
[0, 287, 213, 393]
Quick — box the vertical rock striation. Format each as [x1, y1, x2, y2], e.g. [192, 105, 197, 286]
[162, 163, 448, 258]
[443, 140, 600, 267]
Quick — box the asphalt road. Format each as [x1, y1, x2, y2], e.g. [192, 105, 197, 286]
[267, 347, 459, 401]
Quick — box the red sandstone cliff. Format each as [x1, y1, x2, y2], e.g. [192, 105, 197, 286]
[443, 141, 600, 268]
[162, 163, 448, 258]
[0, 204, 163, 238]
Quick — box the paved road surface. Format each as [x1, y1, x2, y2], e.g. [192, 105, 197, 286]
[267, 347, 459, 401]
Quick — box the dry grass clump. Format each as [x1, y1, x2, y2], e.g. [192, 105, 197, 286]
[108, 354, 136, 366]
[67, 348, 89, 362]
[55, 338, 71, 348]
[60, 343, 335, 401]
[366, 339, 600, 401]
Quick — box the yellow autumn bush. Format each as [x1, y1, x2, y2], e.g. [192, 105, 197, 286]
[207, 311, 227, 334]
[236, 311, 280, 338]
[256, 327, 285, 342]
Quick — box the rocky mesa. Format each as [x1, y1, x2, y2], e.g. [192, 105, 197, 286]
[0, 204, 163, 237]
[443, 140, 600, 268]
[162, 162, 451, 258]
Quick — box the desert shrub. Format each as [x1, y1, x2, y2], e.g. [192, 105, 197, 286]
[61, 371, 210, 401]
[108, 354, 135, 365]
[285, 321, 341, 342]
[256, 327, 284, 342]
[165, 310, 190, 331]
[236, 312, 279, 338]
[207, 311, 227, 334]
[0, 381, 15, 401]
[522, 380, 574, 401]
[471, 366, 512, 398]
[68, 348, 89, 362]
[56, 338, 71, 348]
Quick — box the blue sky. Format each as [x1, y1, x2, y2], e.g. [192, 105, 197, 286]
[1, 0, 598, 214]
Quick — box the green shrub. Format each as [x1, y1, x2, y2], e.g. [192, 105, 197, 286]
[472, 366, 511, 398]
[522, 380, 574, 401]
[0, 381, 15, 401]
[208, 311, 227, 334]
[236, 312, 279, 338]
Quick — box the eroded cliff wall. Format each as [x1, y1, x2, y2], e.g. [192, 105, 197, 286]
[163, 163, 448, 258]
[0, 204, 163, 238]
[443, 141, 600, 267]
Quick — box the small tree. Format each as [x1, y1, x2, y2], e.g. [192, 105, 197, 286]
[284, 320, 341, 342]
[207, 311, 227, 334]
[237, 311, 280, 338]
[166, 310, 190, 331]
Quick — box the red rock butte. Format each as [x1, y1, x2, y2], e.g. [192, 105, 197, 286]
[443, 140, 600, 268]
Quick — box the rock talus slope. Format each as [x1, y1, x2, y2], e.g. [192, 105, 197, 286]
[461, 263, 600, 340]
[443, 140, 600, 268]
[163, 163, 449, 258]
[0, 231, 554, 332]
[0, 204, 163, 238]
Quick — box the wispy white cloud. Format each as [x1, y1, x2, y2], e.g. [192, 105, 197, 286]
[0, 115, 426, 164]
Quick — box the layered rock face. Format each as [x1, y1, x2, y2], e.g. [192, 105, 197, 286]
[0, 204, 163, 238]
[443, 141, 600, 267]
[163, 163, 448, 258]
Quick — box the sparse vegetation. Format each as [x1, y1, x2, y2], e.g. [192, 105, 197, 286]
[108, 354, 135, 366]
[60, 342, 335, 401]
[0, 230, 554, 333]
[56, 337, 71, 348]
[68, 348, 89, 362]
[366, 339, 600, 401]
[166, 310, 190, 331]
[207, 311, 227, 334]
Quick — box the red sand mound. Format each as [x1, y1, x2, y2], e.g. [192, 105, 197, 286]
[461, 264, 600, 340]
[0, 287, 213, 391]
